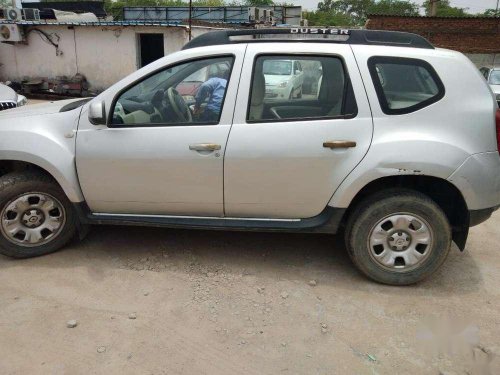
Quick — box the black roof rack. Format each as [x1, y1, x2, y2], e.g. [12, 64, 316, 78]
[183, 28, 434, 50]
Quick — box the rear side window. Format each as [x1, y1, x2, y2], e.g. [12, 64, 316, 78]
[247, 54, 357, 122]
[368, 56, 445, 115]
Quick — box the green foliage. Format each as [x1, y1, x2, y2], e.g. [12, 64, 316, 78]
[317, 0, 372, 25]
[482, 8, 500, 17]
[246, 0, 275, 5]
[422, 0, 467, 17]
[303, 9, 356, 26]
[367, 0, 419, 16]
[316, 0, 419, 25]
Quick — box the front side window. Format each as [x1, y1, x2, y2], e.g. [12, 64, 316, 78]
[248, 55, 357, 122]
[111, 56, 234, 126]
[368, 56, 445, 115]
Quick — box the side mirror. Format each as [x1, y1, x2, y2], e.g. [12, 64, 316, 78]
[88, 101, 106, 125]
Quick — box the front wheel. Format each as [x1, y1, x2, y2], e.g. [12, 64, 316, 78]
[345, 190, 452, 285]
[0, 172, 77, 258]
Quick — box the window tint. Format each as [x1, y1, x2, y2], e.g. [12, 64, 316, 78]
[248, 55, 357, 122]
[369, 57, 444, 115]
[111, 56, 233, 126]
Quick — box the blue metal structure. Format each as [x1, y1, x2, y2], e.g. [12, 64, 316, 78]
[123, 6, 302, 26]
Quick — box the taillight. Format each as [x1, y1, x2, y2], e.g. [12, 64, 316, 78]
[496, 109, 500, 152]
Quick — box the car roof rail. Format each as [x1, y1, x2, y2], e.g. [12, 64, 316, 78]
[183, 28, 434, 50]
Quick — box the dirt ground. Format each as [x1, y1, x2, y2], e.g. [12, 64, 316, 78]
[0, 210, 499, 375]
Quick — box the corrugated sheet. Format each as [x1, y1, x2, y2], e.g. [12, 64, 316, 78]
[0, 19, 186, 27]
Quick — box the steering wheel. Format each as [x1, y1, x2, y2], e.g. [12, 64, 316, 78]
[166, 87, 193, 123]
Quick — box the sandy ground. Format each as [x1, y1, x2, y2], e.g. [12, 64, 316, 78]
[0, 211, 499, 375]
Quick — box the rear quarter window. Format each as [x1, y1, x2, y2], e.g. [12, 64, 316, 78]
[368, 56, 445, 115]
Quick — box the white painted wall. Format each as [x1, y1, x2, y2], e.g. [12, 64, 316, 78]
[0, 25, 213, 90]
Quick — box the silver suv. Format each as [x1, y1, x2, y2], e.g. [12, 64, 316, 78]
[0, 29, 499, 285]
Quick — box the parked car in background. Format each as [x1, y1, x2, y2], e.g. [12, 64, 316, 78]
[0, 29, 499, 286]
[263, 59, 304, 99]
[0, 83, 27, 111]
[479, 67, 500, 106]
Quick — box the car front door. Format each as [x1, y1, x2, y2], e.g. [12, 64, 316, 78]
[76, 46, 245, 216]
[224, 44, 373, 219]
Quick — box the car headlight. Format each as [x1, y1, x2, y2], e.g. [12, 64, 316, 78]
[16, 95, 27, 107]
[278, 80, 288, 88]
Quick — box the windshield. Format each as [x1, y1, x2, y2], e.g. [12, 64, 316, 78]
[489, 70, 500, 85]
[263, 60, 292, 76]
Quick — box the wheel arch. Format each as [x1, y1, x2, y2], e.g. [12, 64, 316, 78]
[340, 175, 469, 250]
[0, 157, 83, 203]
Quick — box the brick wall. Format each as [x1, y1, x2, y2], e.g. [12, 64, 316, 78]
[366, 15, 500, 54]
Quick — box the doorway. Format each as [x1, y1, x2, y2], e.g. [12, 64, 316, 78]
[138, 33, 164, 68]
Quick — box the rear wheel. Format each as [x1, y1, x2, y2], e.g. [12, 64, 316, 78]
[345, 189, 452, 285]
[0, 172, 76, 258]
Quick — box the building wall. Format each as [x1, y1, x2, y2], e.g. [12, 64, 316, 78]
[0, 25, 211, 90]
[465, 53, 500, 68]
[366, 15, 500, 67]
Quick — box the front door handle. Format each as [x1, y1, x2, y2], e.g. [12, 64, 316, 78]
[323, 140, 357, 149]
[189, 143, 221, 151]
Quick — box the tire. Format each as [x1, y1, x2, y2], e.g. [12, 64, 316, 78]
[0, 172, 77, 258]
[345, 189, 452, 285]
[296, 86, 302, 99]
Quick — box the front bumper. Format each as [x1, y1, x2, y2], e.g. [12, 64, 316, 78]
[265, 86, 289, 100]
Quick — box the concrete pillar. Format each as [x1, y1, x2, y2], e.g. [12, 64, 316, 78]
[430, 0, 439, 17]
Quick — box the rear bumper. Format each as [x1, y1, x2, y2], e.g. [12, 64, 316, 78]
[469, 205, 500, 227]
[448, 151, 500, 210]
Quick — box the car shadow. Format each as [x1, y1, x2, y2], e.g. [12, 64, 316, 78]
[0, 225, 483, 295]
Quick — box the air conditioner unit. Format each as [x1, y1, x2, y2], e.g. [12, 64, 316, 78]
[261, 9, 274, 23]
[267, 9, 274, 23]
[3, 7, 22, 21]
[23, 8, 40, 21]
[247, 7, 257, 22]
[0, 24, 24, 42]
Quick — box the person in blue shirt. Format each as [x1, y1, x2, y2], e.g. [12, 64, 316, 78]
[194, 66, 230, 122]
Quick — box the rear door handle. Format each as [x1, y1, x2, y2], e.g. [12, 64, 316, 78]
[189, 143, 221, 151]
[323, 140, 357, 149]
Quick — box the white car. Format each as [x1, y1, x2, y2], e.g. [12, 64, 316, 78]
[0, 83, 27, 110]
[479, 67, 500, 105]
[264, 59, 304, 99]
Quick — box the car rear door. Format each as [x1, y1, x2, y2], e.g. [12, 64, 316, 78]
[223, 43, 373, 219]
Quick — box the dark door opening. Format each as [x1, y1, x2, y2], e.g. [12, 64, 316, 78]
[138, 33, 164, 68]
